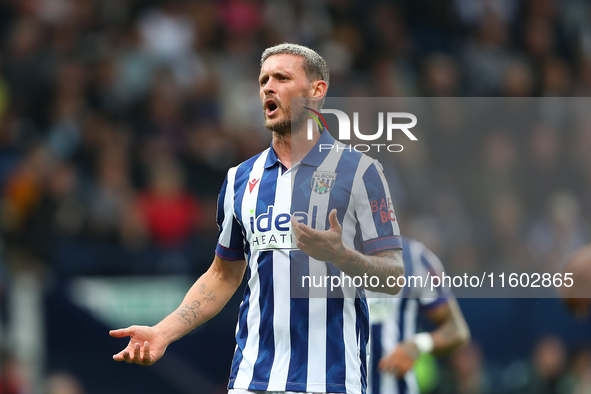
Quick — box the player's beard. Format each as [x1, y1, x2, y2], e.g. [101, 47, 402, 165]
[263, 102, 292, 136]
[263, 91, 311, 136]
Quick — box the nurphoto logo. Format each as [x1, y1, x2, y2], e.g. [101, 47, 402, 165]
[304, 107, 418, 153]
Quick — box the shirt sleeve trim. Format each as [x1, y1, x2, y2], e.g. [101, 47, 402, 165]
[362, 235, 403, 255]
[215, 244, 244, 261]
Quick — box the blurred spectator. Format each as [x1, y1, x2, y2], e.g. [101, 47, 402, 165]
[502, 59, 535, 96]
[523, 16, 556, 61]
[523, 123, 566, 216]
[0, 349, 23, 394]
[528, 191, 590, 272]
[135, 157, 201, 248]
[263, 0, 332, 45]
[110, 25, 157, 110]
[462, 13, 513, 96]
[86, 145, 133, 242]
[23, 161, 85, 263]
[1, 145, 54, 257]
[137, 1, 206, 88]
[518, 336, 568, 394]
[218, 0, 263, 38]
[455, 0, 518, 26]
[48, 59, 87, 159]
[4, 17, 50, 124]
[437, 342, 493, 394]
[480, 131, 520, 202]
[421, 53, 460, 96]
[541, 58, 572, 96]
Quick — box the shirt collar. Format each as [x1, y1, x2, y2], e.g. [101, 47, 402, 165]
[265, 129, 335, 169]
[264, 143, 280, 168]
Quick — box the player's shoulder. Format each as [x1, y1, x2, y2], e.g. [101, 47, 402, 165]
[225, 148, 271, 177]
[332, 138, 385, 174]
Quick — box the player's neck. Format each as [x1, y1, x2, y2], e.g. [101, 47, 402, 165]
[272, 125, 321, 169]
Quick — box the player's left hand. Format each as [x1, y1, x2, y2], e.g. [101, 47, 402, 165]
[291, 208, 345, 263]
[378, 341, 419, 378]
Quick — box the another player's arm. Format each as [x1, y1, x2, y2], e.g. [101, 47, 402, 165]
[424, 298, 471, 355]
[379, 299, 470, 377]
[292, 209, 404, 295]
[109, 255, 246, 365]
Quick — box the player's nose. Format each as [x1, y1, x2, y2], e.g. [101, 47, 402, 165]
[262, 79, 277, 95]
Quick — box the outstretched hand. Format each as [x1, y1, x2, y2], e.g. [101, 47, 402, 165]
[109, 325, 169, 366]
[291, 208, 345, 263]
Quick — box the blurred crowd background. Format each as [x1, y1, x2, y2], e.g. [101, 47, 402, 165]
[0, 0, 590, 393]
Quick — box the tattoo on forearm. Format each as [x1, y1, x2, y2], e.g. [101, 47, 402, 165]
[175, 301, 202, 325]
[204, 291, 216, 302]
[198, 284, 206, 294]
[342, 248, 403, 286]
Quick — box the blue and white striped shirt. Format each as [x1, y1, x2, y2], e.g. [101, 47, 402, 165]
[215, 130, 402, 393]
[368, 238, 451, 394]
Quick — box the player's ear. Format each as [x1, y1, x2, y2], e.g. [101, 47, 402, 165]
[311, 80, 328, 100]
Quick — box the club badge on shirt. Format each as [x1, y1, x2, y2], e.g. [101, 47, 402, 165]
[311, 171, 337, 194]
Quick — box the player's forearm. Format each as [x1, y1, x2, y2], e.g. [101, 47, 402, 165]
[429, 311, 471, 355]
[154, 260, 245, 345]
[430, 320, 470, 355]
[331, 247, 404, 295]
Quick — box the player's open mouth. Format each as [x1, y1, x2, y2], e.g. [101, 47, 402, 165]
[265, 99, 278, 117]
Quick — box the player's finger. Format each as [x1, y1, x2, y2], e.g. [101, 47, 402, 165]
[142, 341, 152, 365]
[109, 327, 132, 338]
[291, 218, 304, 238]
[291, 217, 320, 237]
[295, 231, 314, 244]
[113, 350, 126, 361]
[133, 343, 142, 364]
[296, 222, 319, 237]
[123, 350, 133, 364]
[296, 240, 308, 253]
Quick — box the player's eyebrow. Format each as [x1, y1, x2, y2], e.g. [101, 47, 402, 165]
[273, 69, 291, 77]
[259, 70, 292, 86]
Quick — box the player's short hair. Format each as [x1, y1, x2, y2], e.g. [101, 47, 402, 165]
[261, 43, 330, 88]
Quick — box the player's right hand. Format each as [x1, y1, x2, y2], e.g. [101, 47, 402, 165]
[109, 325, 169, 366]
